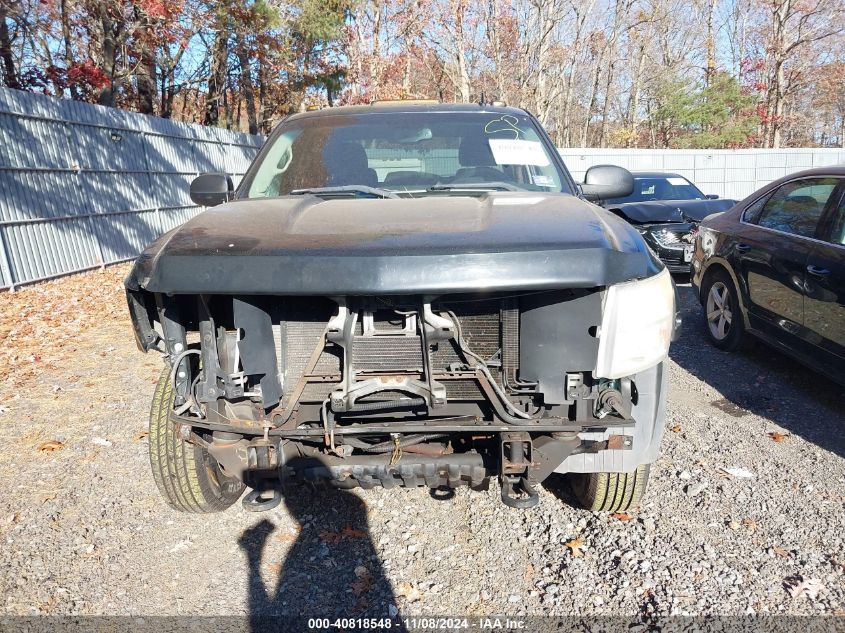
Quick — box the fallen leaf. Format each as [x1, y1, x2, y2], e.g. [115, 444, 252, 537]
[768, 432, 789, 442]
[564, 537, 585, 557]
[319, 525, 368, 544]
[341, 526, 367, 539]
[318, 529, 341, 544]
[669, 424, 682, 433]
[718, 466, 756, 479]
[133, 431, 149, 441]
[611, 512, 633, 522]
[772, 546, 791, 558]
[728, 520, 740, 530]
[351, 573, 373, 597]
[396, 582, 421, 602]
[37, 440, 64, 453]
[742, 518, 757, 531]
[784, 576, 827, 600]
[274, 530, 299, 543]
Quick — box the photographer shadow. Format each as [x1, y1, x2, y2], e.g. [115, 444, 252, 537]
[238, 484, 406, 632]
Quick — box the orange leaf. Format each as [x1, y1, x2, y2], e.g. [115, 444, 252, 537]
[319, 529, 342, 544]
[670, 424, 682, 433]
[768, 432, 789, 442]
[341, 526, 367, 539]
[274, 530, 298, 543]
[611, 512, 633, 522]
[37, 439, 64, 453]
[564, 537, 585, 557]
[134, 431, 149, 441]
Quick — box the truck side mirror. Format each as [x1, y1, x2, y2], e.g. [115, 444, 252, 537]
[190, 173, 234, 207]
[580, 165, 634, 201]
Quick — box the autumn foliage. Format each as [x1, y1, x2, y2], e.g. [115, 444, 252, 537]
[1, 0, 843, 147]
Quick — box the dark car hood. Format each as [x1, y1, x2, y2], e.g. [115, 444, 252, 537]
[126, 192, 661, 295]
[610, 198, 736, 224]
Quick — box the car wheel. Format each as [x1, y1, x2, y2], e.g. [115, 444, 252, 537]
[569, 464, 651, 512]
[702, 269, 747, 351]
[149, 367, 244, 513]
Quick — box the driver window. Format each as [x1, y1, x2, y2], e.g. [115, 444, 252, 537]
[754, 178, 838, 239]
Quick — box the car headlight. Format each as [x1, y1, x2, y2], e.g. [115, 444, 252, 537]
[649, 228, 685, 249]
[595, 268, 675, 379]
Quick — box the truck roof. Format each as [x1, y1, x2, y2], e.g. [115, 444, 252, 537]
[285, 102, 529, 121]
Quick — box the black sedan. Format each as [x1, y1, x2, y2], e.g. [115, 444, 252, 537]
[691, 166, 845, 385]
[603, 172, 736, 273]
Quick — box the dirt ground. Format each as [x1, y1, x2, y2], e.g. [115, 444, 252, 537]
[0, 265, 843, 619]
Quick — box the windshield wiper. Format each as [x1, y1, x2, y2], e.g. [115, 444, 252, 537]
[290, 185, 399, 199]
[427, 181, 526, 193]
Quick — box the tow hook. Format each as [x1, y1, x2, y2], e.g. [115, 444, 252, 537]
[499, 432, 540, 508]
[242, 487, 283, 512]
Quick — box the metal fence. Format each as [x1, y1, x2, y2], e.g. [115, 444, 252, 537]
[4, 88, 845, 291]
[558, 147, 845, 201]
[0, 87, 263, 290]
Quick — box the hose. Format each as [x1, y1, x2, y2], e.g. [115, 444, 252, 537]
[443, 310, 532, 420]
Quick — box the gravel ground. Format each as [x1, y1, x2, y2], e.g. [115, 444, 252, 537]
[1, 265, 843, 619]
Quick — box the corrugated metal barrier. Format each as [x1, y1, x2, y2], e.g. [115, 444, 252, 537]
[0, 87, 263, 290]
[3, 87, 844, 291]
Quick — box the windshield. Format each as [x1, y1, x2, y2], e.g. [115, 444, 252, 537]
[242, 111, 570, 197]
[605, 176, 704, 204]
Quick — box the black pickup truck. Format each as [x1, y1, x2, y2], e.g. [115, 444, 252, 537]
[126, 102, 677, 513]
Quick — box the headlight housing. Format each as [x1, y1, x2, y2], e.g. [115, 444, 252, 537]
[649, 228, 685, 249]
[595, 268, 675, 379]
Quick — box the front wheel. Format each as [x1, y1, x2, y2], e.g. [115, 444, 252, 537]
[702, 269, 748, 351]
[148, 368, 244, 512]
[569, 464, 651, 512]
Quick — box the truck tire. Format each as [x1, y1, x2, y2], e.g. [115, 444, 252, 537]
[149, 368, 244, 513]
[570, 464, 651, 512]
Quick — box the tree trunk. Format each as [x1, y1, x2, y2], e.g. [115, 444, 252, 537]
[705, 0, 717, 87]
[454, 1, 472, 102]
[598, 59, 615, 147]
[235, 34, 258, 134]
[626, 42, 646, 147]
[0, 5, 19, 89]
[581, 52, 604, 146]
[204, 23, 229, 126]
[136, 34, 157, 114]
[96, 5, 118, 107]
[59, 0, 78, 98]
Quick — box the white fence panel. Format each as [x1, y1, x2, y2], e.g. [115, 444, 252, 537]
[558, 148, 845, 200]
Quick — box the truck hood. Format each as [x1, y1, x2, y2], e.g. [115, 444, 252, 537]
[610, 198, 736, 224]
[126, 192, 662, 295]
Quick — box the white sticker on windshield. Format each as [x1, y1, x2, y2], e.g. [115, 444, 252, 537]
[667, 177, 690, 186]
[488, 139, 550, 166]
[533, 174, 553, 187]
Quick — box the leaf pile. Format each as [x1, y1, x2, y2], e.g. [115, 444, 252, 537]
[0, 264, 131, 392]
